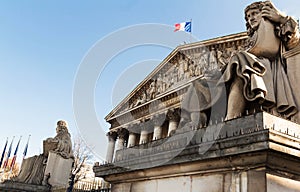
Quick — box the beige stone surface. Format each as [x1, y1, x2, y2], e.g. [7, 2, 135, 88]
[284, 45, 300, 123]
[157, 177, 190, 192]
[44, 151, 73, 188]
[111, 183, 131, 192]
[267, 174, 300, 192]
[131, 180, 156, 192]
[191, 175, 223, 192]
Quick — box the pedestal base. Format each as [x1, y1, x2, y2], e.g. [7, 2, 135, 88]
[44, 151, 73, 188]
[94, 112, 300, 192]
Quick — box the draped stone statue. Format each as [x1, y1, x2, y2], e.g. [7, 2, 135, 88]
[183, 1, 300, 126]
[14, 120, 73, 186]
[45, 120, 73, 159]
[222, 1, 300, 120]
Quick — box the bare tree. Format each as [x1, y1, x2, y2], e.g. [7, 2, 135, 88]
[67, 136, 93, 191]
[0, 160, 20, 182]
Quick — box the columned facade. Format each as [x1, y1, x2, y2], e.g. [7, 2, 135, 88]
[101, 32, 250, 165]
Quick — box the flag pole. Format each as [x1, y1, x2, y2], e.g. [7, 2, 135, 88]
[0, 137, 8, 181]
[10, 136, 22, 173]
[3, 136, 15, 170]
[0, 137, 8, 169]
[189, 18, 192, 43]
[21, 135, 31, 167]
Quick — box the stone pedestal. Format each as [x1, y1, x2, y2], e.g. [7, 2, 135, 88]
[284, 45, 300, 123]
[44, 151, 73, 189]
[94, 112, 300, 192]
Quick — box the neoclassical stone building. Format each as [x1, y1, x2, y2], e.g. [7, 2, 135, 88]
[103, 32, 248, 163]
[93, 31, 300, 191]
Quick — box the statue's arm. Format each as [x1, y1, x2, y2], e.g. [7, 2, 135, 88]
[262, 1, 300, 49]
[277, 17, 300, 50]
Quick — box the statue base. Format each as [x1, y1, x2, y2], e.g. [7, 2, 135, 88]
[94, 112, 300, 192]
[44, 151, 73, 188]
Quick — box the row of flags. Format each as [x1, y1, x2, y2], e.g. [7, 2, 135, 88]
[0, 135, 30, 171]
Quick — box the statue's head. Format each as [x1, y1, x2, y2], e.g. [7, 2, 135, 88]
[244, 1, 264, 35]
[56, 120, 68, 133]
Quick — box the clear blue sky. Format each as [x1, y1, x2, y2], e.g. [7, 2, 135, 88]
[1, 1, 299, 162]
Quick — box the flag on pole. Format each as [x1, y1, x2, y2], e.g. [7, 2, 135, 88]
[10, 136, 22, 169]
[174, 21, 191, 32]
[0, 138, 8, 168]
[23, 135, 30, 159]
[3, 137, 14, 169]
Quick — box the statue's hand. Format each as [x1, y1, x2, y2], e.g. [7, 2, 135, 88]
[262, 1, 287, 24]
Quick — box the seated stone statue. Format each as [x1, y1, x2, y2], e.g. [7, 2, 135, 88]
[221, 1, 300, 120]
[183, 1, 300, 126]
[45, 120, 73, 159]
[13, 120, 73, 185]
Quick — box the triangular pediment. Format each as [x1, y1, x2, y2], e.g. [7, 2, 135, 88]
[105, 32, 248, 127]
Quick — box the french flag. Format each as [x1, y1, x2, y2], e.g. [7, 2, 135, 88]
[0, 138, 8, 168]
[23, 135, 31, 159]
[10, 136, 21, 170]
[3, 137, 14, 169]
[174, 21, 191, 32]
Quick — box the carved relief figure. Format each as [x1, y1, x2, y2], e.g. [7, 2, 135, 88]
[156, 74, 163, 94]
[147, 81, 156, 100]
[178, 60, 185, 81]
[162, 73, 168, 91]
[188, 61, 195, 78]
[199, 49, 209, 72]
[208, 48, 218, 71]
[134, 91, 147, 107]
[216, 49, 230, 70]
[194, 62, 202, 76]
[220, 1, 300, 120]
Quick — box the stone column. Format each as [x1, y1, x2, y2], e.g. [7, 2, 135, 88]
[152, 114, 165, 140]
[116, 128, 128, 151]
[105, 131, 117, 163]
[127, 125, 137, 147]
[127, 133, 136, 147]
[167, 109, 180, 136]
[139, 121, 151, 144]
[139, 129, 148, 144]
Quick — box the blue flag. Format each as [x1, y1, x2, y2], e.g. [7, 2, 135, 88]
[3, 137, 14, 169]
[0, 138, 8, 168]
